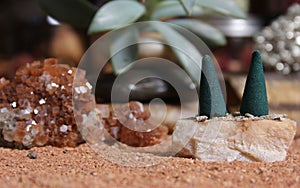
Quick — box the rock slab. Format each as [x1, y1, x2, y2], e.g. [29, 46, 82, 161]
[173, 116, 297, 162]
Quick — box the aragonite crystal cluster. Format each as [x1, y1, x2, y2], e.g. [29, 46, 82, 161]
[0, 59, 168, 148]
[98, 101, 168, 147]
[0, 59, 95, 148]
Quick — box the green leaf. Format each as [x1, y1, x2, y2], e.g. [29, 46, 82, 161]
[168, 19, 226, 46]
[151, 1, 206, 20]
[179, 0, 197, 15]
[110, 27, 139, 74]
[151, 22, 202, 85]
[38, 0, 97, 28]
[196, 0, 246, 18]
[88, 1, 145, 34]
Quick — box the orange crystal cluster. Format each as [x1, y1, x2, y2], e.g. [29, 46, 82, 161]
[0, 59, 95, 148]
[0, 59, 168, 148]
[101, 101, 168, 147]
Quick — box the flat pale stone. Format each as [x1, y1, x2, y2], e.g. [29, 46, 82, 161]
[173, 115, 297, 162]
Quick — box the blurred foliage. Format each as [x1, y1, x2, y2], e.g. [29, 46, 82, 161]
[38, 0, 246, 84]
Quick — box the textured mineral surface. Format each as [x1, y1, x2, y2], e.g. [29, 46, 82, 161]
[0, 59, 168, 148]
[173, 114, 297, 162]
[98, 101, 168, 147]
[0, 59, 95, 148]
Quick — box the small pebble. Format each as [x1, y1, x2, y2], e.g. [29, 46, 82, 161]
[195, 115, 208, 122]
[250, 178, 256, 183]
[245, 113, 254, 118]
[232, 112, 241, 117]
[279, 117, 286, 121]
[90, 171, 97, 176]
[27, 152, 37, 159]
[271, 114, 287, 121]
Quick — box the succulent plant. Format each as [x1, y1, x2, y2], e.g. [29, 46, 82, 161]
[38, 0, 246, 84]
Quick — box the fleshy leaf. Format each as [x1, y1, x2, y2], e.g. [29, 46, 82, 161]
[151, 1, 206, 20]
[179, 0, 197, 15]
[110, 27, 139, 74]
[151, 22, 202, 85]
[168, 19, 226, 46]
[88, 0, 145, 34]
[196, 0, 246, 18]
[38, 0, 97, 28]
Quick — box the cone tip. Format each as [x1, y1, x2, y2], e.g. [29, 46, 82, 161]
[252, 50, 261, 58]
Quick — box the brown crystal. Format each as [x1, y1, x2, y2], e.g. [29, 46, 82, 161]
[0, 59, 95, 148]
[102, 101, 168, 147]
[0, 59, 168, 148]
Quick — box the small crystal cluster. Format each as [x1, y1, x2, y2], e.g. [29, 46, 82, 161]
[0, 59, 168, 148]
[0, 59, 95, 148]
[255, 4, 300, 74]
[100, 101, 168, 147]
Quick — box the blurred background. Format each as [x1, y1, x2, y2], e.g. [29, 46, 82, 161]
[0, 0, 299, 123]
[0, 0, 297, 77]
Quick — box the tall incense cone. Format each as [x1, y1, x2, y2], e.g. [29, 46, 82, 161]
[199, 55, 227, 118]
[240, 51, 269, 116]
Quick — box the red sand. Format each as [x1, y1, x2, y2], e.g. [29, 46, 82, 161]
[0, 136, 299, 188]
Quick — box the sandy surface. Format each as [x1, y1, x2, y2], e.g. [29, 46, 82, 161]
[0, 134, 299, 188]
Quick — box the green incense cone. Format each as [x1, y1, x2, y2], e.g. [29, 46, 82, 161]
[240, 51, 269, 116]
[199, 55, 227, 118]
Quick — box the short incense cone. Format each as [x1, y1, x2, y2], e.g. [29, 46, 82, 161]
[172, 53, 297, 162]
[240, 51, 269, 116]
[199, 55, 227, 118]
